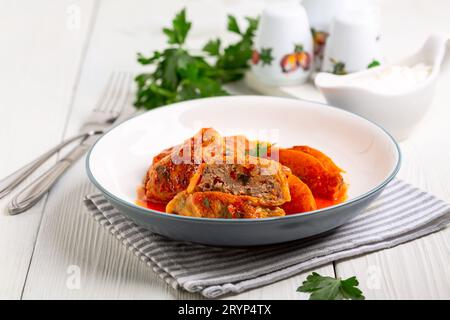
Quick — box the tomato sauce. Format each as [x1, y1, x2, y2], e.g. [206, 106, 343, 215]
[314, 197, 344, 210]
[135, 185, 167, 213]
[313, 184, 348, 211]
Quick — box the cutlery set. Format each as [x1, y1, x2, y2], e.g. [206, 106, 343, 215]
[0, 71, 134, 215]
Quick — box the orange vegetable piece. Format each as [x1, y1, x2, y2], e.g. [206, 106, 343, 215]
[278, 147, 344, 200]
[282, 175, 317, 215]
[288, 146, 344, 174]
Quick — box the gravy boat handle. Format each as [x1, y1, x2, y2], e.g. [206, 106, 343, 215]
[427, 33, 450, 74]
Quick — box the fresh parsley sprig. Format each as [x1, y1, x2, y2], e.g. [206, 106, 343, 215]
[298, 272, 365, 300]
[203, 16, 259, 83]
[134, 9, 259, 110]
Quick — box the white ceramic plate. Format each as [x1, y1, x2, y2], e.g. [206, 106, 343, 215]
[87, 96, 400, 246]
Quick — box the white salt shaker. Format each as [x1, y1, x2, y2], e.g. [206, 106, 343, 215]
[321, 5, 382, 74]
[251, 1, 313, 86]
[302, 0, 353, 70]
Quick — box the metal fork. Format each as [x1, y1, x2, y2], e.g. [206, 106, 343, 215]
[5, 71, 133, 215]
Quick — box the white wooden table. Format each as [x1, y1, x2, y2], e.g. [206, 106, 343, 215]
[1, 0, 450, 300]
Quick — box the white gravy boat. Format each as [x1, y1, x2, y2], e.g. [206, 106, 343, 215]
[315, 33, 450, 141]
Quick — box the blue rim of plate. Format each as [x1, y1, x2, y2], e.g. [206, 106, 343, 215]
[86, 95, 402, 224]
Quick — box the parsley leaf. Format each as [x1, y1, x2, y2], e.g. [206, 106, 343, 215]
[178, 77, 228, 101]
[297, 272, 365, 300]
[137, 51, 162, 65]
[244, 17, 259, 36]
[203, 39, 221, 56]
[227, 15, 241, 35]
[162, 8, 191, 45]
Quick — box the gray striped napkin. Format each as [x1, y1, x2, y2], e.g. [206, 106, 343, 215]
[84, 179, 450, 298]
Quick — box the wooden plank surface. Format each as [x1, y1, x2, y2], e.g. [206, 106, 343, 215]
[1, 0, 449, 299]
[0, 0, 97, 299]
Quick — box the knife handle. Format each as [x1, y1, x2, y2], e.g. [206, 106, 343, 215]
[8, 142, 91, 215]
[0, 133, 88, 199]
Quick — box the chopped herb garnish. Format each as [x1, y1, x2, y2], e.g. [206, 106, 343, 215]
[247, 142, 273, 157]
[237, 173, 250, 185]
[368, 59, 381, 69]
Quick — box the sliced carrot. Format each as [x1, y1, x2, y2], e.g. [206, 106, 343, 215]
[282, 175, 317, 215]
[288, 146, 344, 173]
[278, 148, 344, 200]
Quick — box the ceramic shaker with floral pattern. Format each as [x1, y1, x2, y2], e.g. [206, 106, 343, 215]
[251, 1, 313, 86]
